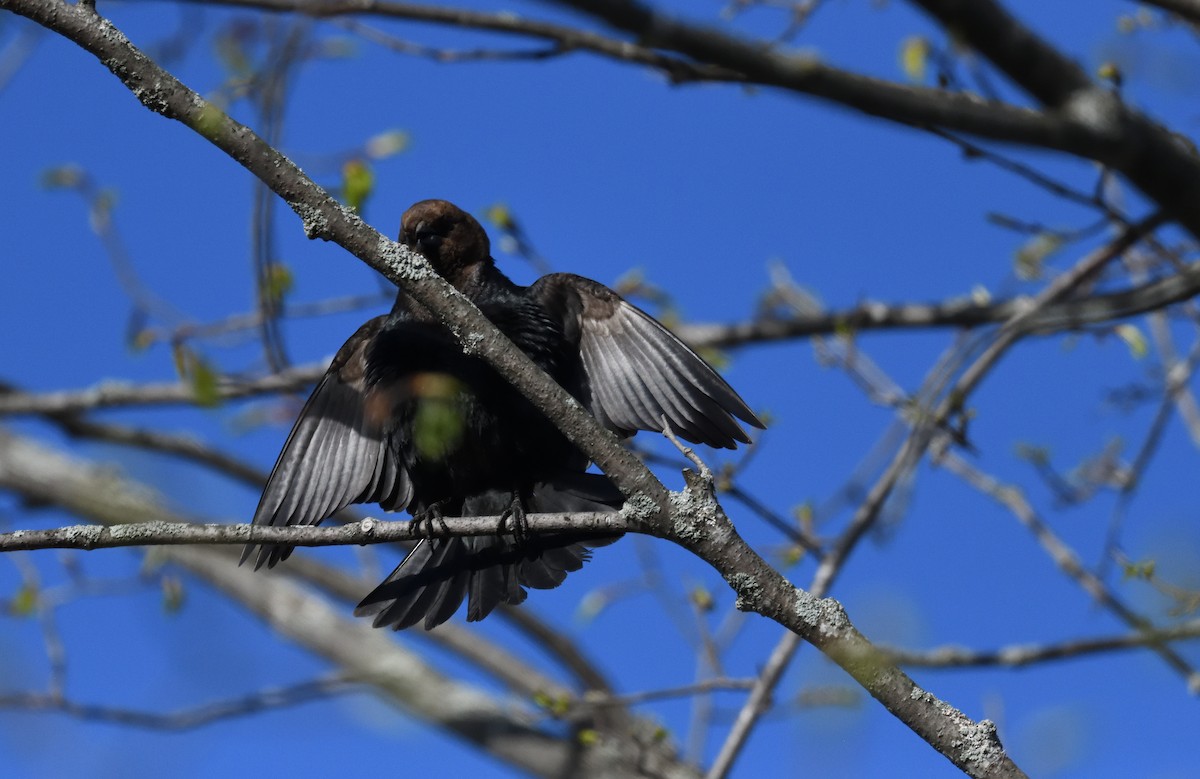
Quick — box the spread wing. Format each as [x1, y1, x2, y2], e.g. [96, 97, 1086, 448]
[530, 274, 764, 449]
[242, 317, 413, 570]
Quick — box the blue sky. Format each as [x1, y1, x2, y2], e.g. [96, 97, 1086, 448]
[2, 1, 1199, 777]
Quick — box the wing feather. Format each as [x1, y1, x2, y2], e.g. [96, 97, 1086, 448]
[531, 274, 764, 449]
[243, 318, 412, 569]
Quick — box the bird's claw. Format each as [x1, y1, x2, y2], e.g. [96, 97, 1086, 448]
[413, 501, 451, 540]
[498, 492, 529, 548]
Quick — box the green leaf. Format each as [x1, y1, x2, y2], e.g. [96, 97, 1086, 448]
[689, 585, 715, 613]
[189, 357, 221, 407]
[129, 330, 156, 352]
[412, 376, 465, 461]
[1114, 323, 1148, 360]
[484, 202, 515, 230]
[341, 159, 374, 215]
[262, 262, 294, 307]
[319, 37, 358, 60]
[781, 544, 806, 568]
[697, 345, 730, 370]
[533, 692, 571, 717]
[193, 104, 229, 141]
[1121, 558, 1156, 580]
[172, 344, 223, 407]
[214, 26, 254, 77]
[171, 342, 190, 381]
[9, 583, 37, 617]
[899, 36, 931, 83]
[1097, 62, 1123, 87]
[1014, 232, 1063, 280]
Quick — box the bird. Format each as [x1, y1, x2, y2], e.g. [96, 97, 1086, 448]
[243, 199, 764, 630]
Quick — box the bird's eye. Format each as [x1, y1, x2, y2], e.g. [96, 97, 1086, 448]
[415, 229, 443, 252]
[403, 220, 446, 254]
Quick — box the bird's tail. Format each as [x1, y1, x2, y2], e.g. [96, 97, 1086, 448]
[354, 472, 623, 630]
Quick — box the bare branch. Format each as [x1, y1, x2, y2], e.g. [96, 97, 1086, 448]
[881, 620, 1200, 669]
[10, 258, 1200, 420]
[1, 4, 1032, 774]
[1, 0, 666, 512]
[817, 212, 1165, 595]
[546, 0, 1200, 240]
[0, 362, 327, 415]
[1135, 0, 1200, 25]
[0, 513, 629, 554]
[906, 0, 1200, 239]
[0, 677, 361, 730]
[48, 415, 269, 485]
[910, 0, 1091, 105]
[711, 217, 1164, 777]
[936, 449, 1200, 693]
[706, 631, 801, 779]
[184, 0, 741, 82]
[0, 426, 693, 778]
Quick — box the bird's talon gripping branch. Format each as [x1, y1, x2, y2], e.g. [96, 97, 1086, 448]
[412, 501, 449, 540]
[499, 492, 529, 548]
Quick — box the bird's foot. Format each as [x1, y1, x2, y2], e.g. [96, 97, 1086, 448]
[498, 492, 529, 547]
[412, 500, 451, 540]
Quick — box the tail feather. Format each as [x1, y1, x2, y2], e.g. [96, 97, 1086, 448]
[354, 473, 623, 630]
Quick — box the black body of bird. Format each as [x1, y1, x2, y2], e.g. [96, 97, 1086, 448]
[243, 199, 763, 629]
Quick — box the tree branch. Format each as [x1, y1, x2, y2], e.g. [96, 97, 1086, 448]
[935, 448, 1200, 693]
[549, 0, 1200, 239]
[1134, 0, 1200, 25]
[906, 0, 1200, 239]
[182, 0, 743, 82]
[0, 4, 1029, 775]
[0, 0, 666, 515]
[0, 512, 629, 553]
[0, 676, 361, 730]
[0, 362, 327, 415]
[0, 425, 693, 779]
[9, 259, 1200, 418]
[880, 620, 1200, 669]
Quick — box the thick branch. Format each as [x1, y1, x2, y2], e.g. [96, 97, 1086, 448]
[0, 0, 666, 516]
[183, 0, 741, 82]
[1135, 0, 1200, 25]
[183, 0, 1109, 155]
[654, 472, 1025, 778]
[911, 0, 1091, 106]
[550, 0, 1200, 239]
[906, 0, 1200, 238]
[0, 4, 1030, 774]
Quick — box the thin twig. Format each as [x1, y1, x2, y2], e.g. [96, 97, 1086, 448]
[880, 620, 1200, 668]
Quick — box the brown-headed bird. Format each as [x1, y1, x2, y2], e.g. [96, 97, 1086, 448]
[243, 200, 763, 629]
